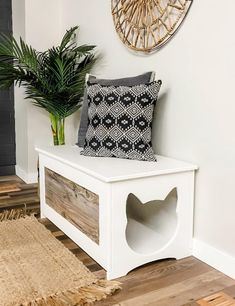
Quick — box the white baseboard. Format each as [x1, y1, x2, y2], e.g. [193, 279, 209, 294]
[193, 238, 235, 280]
[15, 165, 38, 184]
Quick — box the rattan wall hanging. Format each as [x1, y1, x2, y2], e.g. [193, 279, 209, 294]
[111, 0, 193, 53]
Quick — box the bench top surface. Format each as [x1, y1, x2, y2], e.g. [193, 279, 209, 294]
[36, 145, 197, 183]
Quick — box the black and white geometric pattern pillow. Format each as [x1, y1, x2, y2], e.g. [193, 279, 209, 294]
[80, 81, 162, 162]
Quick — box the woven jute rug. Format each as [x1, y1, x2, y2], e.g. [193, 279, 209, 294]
[0, 217, 120, 306]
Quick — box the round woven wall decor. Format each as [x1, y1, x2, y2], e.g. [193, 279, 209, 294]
[111, 0, 193, 53]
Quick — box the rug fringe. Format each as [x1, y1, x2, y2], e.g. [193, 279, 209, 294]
[0, 207, 38, 222]
[23, 280, 121, 306]
[0, 208, 26, 221]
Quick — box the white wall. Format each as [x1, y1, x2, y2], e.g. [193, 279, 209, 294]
[14, 0, 82, 182]
[12, 0, 28, 178]
[12, 0, 76, 182]
[60, 0, 235, 271]
[24, 0, 63, 179]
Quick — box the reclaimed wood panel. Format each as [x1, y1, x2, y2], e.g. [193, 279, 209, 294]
[45, 168, 99, 244]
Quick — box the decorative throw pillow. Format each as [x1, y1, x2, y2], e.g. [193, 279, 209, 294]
[80, 80, 162, 162]
[77, 72, 155, 147]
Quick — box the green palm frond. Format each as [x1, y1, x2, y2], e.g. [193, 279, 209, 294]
[59, 26, 78, 51]
[0, 26, 98, 118]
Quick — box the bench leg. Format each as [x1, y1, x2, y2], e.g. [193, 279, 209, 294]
[40, 209, 46, 219]
[106, 268, 129, 280]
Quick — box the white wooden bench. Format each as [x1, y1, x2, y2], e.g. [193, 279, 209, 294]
[36, 145, 197, 280]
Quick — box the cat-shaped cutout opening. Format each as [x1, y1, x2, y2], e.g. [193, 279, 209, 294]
[126, 188, 178, 254]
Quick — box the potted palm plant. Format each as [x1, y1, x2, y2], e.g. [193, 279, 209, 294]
[0, 26, 97, 145]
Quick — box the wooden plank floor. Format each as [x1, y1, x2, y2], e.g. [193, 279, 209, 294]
[0, 175, 39, 215]
[1, 175, 235, 306]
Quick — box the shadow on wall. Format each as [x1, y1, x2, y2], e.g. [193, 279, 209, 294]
[152, 91, 169, 155]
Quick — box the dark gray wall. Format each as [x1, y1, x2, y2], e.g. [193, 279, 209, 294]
[0, 0, 16, 175]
